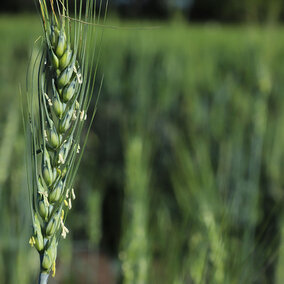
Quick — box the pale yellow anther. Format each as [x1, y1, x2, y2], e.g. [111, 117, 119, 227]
[61, 226, 69, 239]
[68, 198, 72, 209]
[78, 74, 82, 84]
[58, 153, 64, 164]
[64, 199, 68, 207]
[73, 66, 83, 84]
[52, 260, 56, 277]
[71, 188, 76, 200]
[29, 236, 35, 247]
[77, 144, 80, 154]
[60, 218, 69, 239]
[44, 93, 49, 100]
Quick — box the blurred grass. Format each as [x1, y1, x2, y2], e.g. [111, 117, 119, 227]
[1, 14, 284, 283]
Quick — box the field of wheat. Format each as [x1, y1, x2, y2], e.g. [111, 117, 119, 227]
[1, 14, 284, 283]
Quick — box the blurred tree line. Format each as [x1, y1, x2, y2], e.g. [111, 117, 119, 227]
[1, 0, 284, 23]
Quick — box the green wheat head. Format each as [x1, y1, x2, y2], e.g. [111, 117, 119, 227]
[23, 0, 107, 281]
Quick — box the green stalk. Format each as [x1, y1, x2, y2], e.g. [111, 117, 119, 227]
[38, 254, 49, 284]
[38, 273, 49, 284]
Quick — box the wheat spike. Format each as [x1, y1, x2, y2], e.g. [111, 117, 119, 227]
[23, 0, 107, 283]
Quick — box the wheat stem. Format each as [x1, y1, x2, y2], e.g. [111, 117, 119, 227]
[38, 253, 50, 284]
[38, 272, 49, 284]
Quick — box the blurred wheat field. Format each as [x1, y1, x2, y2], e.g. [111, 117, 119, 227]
[1, 14, 284, 283]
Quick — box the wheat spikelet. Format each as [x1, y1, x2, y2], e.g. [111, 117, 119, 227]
[23, 0, 107, 282]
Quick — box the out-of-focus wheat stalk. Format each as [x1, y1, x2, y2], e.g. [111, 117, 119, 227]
[120, 136, 150, 284]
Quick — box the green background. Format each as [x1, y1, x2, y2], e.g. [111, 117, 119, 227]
[1, 14, 284, 283]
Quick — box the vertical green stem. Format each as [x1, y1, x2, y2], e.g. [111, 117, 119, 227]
[38, 255, 49, 284]
[38, 272, 49, 284]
